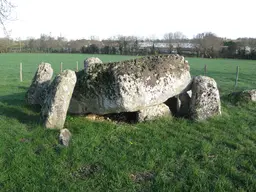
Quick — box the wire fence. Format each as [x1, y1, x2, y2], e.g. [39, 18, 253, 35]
[16, 61, 256, 96]
[192, 64, 256, 95]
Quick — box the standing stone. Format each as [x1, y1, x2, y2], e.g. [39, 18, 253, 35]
[137, 103, 171, 122]
[84, 57, 103, 72]
[41, 70, 77, 129]
[70, 54, 191, 115]
[25, 63, 53, 106]
[59, 129, 72, 146]
[189, 76, 221, 121]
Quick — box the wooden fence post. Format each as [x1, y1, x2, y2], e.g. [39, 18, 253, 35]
[204, 64, 207, 76]
[20, 62, 23, 82]
[60, 62, 63, 73]
[235, 66, 239, 89]
[76, 61, 79, 72]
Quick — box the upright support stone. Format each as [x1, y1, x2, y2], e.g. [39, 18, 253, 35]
[25, 63, 53, 106]
[189, 76, 221, 121]
[41, 70, 77, 129]
[137, 103, 171, 122]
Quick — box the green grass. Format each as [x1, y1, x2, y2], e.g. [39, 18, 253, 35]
[0, 53, 256, 191]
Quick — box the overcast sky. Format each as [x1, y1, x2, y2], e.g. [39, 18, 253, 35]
[1, 0, 255, 40]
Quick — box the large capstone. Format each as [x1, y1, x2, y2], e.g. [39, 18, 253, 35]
[69, 54, 191, 115]
[25, 63, 53, 106]
[137, 103, 171, 122]
[189, 76, 221, 121]
[41, 70, 77, 129]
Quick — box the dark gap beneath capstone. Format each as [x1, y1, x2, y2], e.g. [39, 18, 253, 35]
[104, 112, 138, 124]
[164, 96, 179, 117]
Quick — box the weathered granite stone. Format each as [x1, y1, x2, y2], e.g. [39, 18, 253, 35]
[189, 76, 221, 121]
[25, 63, 53, 106]
[228, 89, 256, 103]
[84, 57, 103, 72]
[69, 54, 191, 115]
[41, 70, 77, 129]
[137, 103, 171, 122]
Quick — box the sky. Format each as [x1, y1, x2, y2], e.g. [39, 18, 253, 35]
[1, 0, 256, 40]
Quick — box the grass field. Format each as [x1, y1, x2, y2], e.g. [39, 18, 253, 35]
[0, 53, 256, 191]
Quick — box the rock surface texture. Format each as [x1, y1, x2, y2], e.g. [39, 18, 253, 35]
[84, 57, 103, 72]
[69, 54, 191, 115]
[137, 103, 171, 122]
[25, 63, 53, 106]
[59, 129, 72, 146]
[189, 76, 221, 121]
[41, 70, 77, 129]
[229, 89, 256, 103]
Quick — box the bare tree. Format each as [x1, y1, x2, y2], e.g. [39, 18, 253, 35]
[248, 38, 256, 51]
[117, 35, 128, 55]
[0, 37, 9, 52]
[164, 32, 186, 54]
[0, 0, 15, 35]
[193, 32, 223, 58]
[173, 31, 186, 41]
[164, 33, 174, 43]
[164, 32, 174, 53]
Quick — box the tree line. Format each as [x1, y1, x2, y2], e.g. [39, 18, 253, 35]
[0, 1, 256, 59]
[1, 32, 256, 60]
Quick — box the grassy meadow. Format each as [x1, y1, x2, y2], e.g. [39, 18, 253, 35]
[0, 53, 256, 191]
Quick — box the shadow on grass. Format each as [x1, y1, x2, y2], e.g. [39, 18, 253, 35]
[0, 92, 26, 106]
[0, 91, 41, 125]
[0, 103, 40, 125]
[0, 91, 41, 111]
[17, 86, 29, 90]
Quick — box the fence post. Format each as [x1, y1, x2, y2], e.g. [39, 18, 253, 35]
[235, 66, 239, 89]
[60, 62, 63, 73]
[20, 62, 23, 82]
[204, 64, 207, 76]
[76, 61, 79, 72]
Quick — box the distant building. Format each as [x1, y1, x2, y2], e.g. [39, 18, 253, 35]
[138, 42, 196, 54]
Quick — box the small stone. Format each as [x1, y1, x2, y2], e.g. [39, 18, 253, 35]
[59, 128, 71, 146]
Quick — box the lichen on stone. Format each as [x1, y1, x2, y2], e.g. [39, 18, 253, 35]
[70, 54, 191, 114]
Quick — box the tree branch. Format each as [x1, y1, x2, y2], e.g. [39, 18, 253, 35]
[0, 0, 15, 36]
